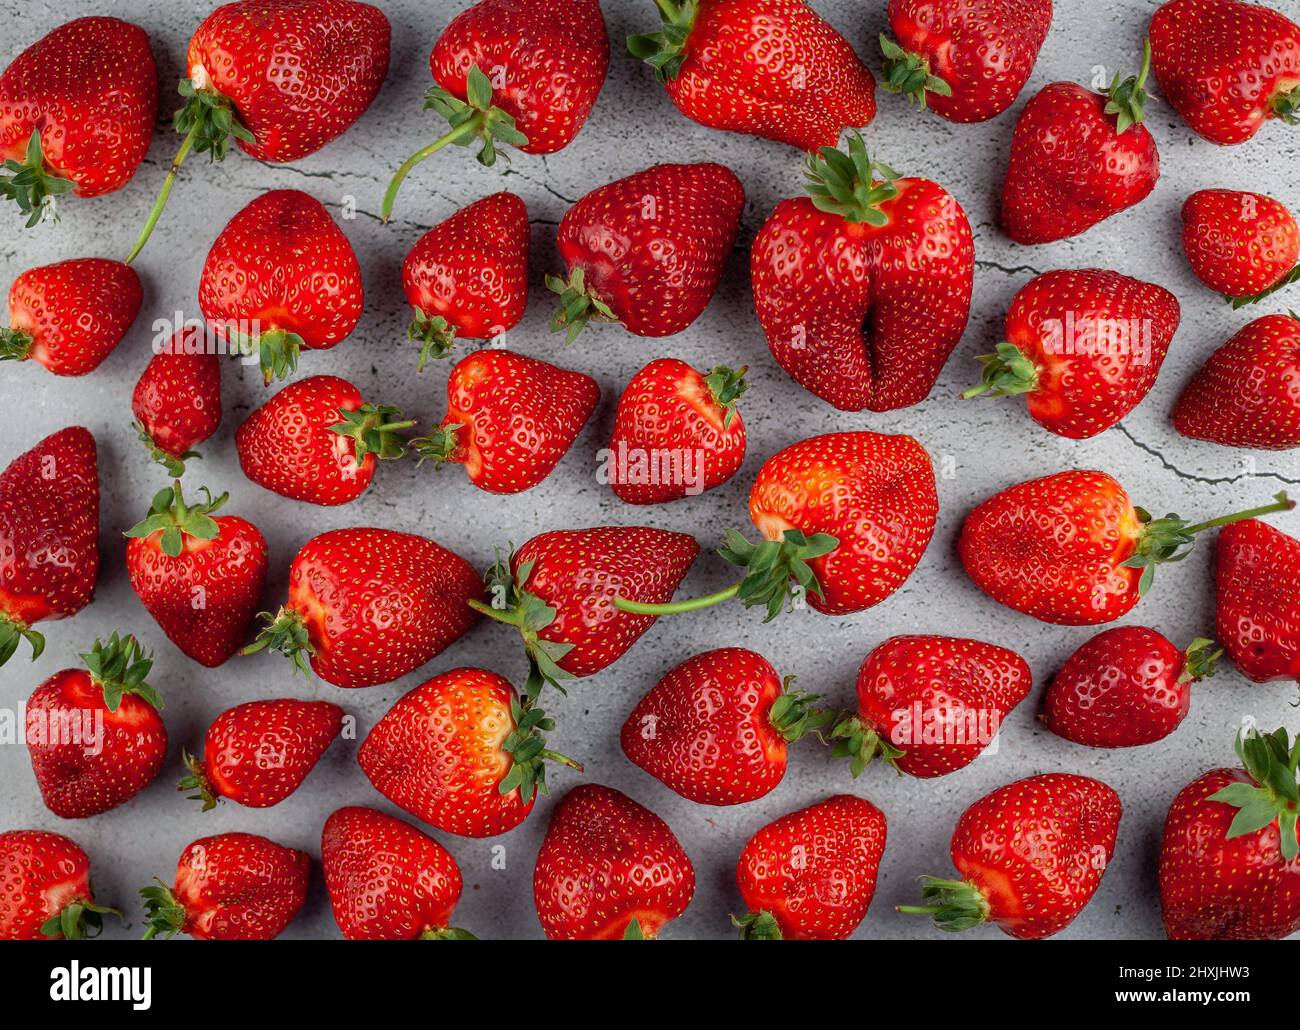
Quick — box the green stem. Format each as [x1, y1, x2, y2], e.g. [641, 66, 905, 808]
[1183, 493, 1294, 536]
[125, 124, 198, 265]
[382, 119, 481, 223]
[895, 905, 942, 916]
[613, 582, 740, 616]
[539, 748, 583, 771]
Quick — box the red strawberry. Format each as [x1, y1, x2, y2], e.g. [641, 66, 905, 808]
[1150, 0, 1300, 146]
[0, 17, 156, 224]
[1, 259, 142, 376]
[199, 190, 364, 382]
[959, 470, 1294, 625]
[1172, 314, 1300, 449]
[628, 0, 876, 151]
[0, 426, 98, 666]
[880, 0, 1053, 122]
[899, 773, 1122, 939]
[734, 795, 887, 941]
[131, 326, 223, 476]
[0, 830, 118, 940]
[533, 784, 695, 940]
[1160, 725, 1300, 939]
[322, 806, 474, 940]
[1216, 518, 1300, 682]
[26, 633, 167, 819]
[412, 349, 599, 494]
[606, 359, 747, 505]
[140, 832, 310, 940]
[401, 193, 529, 366]
[180, 698, 343, 810]
[752, 134, 973, 412]
[548, 162, 744, 342]
[236, 375, 412, 506]
[962, 269, 1181, 439]
[1182, 189, 1300, 304]
[244, 527, 482, 689]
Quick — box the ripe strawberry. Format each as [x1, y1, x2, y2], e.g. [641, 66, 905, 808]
[1150, 0, 1300, 146]
[26, 633, 167, 819]
[401, 193, 529, 367]
[751, 134, 973, 412]
[1216, 518, 1300, 682]
[131, 326, 223, 477]
[959, 470, 1294, 625]
[180, 698, 343, 810]
[0, 17, 156, 225]
[235, 375, 412, 506]
[533, 784, 695, 940]
[1181, 189, 1300, 305]
[322, 806, 474, 940]
[734, 795, 887, 941]
[244, 527, 482, 689]
[411, 349, 599, 494]
[200, 190, 364, 382]
[1, 258, 142, 376]
[0, 426, 98, 666]
[628, 0, 876, 151]
[880, 0, 1053, 122]
[962, 269, 1181, 439]
[548, 162, 744, 342]
[900, 773, 1122, 939]
[141, 832, 310, 941]
[1172, 314, 1300, 450]
[606, 359, 747, 505]
[0, 830, 118, 940]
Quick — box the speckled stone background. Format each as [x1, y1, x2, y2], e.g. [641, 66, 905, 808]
[2, 0, 1298, 941]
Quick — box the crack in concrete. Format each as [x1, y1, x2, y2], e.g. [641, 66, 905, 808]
[1116, 423, 1300, 486]
[976, 259, 1044, 278]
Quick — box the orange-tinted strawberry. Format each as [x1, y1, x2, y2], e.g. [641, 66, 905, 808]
[1181, 189, 1300, 304]
[1216, 518, 1300, 683]
[131, 326, 223, 477]
[0, 830, 118, 940]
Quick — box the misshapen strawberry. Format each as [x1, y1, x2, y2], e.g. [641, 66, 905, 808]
[1181, 189, 1300, 305]
[0, 830, 118, 940]
[1216, 518, 1300, 682]
[131, 327, 222, 477]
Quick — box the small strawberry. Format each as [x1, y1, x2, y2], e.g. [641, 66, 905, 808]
[899, 773, 1122, 939]
[533, 784, 695, 940]
[1181, 189, 1300, 306]
[1216, 518, 1300, 683]
[131, 326, 223, 477]
[733, 795, 887, 941]
[0, 830, 119, 940]
[547, 162, 744, 342]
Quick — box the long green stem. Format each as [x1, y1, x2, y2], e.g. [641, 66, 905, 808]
[125, 124, 199, 265]
[381, 119, 480, 223]
[613, 582, 740, 616]
[1184, 492, 1294, 536]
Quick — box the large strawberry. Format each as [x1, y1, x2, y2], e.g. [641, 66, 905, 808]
[962, 269, 1181, 439]
[533, 784, 695, 940]
[958, 470, 1293, 625]
[131, 327, 223, 477]
[734, 795, 887, 941]
[26, 633, 167, 819]
[751, 134, 973, 412]
[0, 17, 156, 225]
[899, 773, 1122, 939]
[125, 482, 268, 668]
[1216, 518, 1300, 682]
[412, 349, 599, 494]
[0, 426, 98, 666]
[1, 259, 142, 376]
[1182, 189, 1300, 306]
[547, 162, 744, 342]
[628, 0, 876, 151]
[0, 830, 118, 940]
[244, 527, 482, 689]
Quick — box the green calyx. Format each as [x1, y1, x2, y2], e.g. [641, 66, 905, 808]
[224, 326, 309, 385]
[40, 894, 121, 941]
[626, 0, 698, 83]
[546, 266, 618, 345]
[0, 610, 44, 667]
[623, 917, 651, 940]
[1272, 83, 1300, 125]
[133, 420, 201, 478]
[703, 365, 749, 430]
[409, 310, 460, 369]
[962, 342, 1040, 400]
[0, 130, 75, 228]
[177, 748, 219, 812]
[241, 606, 317, 679]
[498, 694, 583, 806]
[329, 404, 415, 464]
[825, 715, 906, 778]
[1208, 726, 1300, 862]
[124, 481, 225, 558]
[896, 876, 992, 932]
[1103, 39, 1153, 135]
[804, 131, 901, 226]
[1226, 264, 1300, 309]
[732, 911, 784, 941]
[411, 423, 466, 467]
[767, 680, 834, 744]
[139, 881, 187, 940]
[81, 632, 163, 713]
[879, 35, 954, 108]
[1179, 638, 1223, 685]
[419, 926, 478, 940]
[0, 326, 35, 362]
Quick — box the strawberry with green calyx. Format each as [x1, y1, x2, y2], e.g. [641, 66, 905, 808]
[878, 35, 953, 109]
[125, 482, 223, 559]
[1207, 728, 1300, 863]
[1, 830, 121, 940]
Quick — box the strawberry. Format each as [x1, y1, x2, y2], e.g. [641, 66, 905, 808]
[359, 667, 579, 838]
[533, 784, 695, 940]
[125, 482, 268, 668]
[0, 426, 98, 666]
[1160, 725, 1300, 939]
[733, 795, 887, 941]
[1182, 189, 1300, 305]
[401, 193, 529, 367]
[1216, 518, 1300, 683]
[962, 269, 1181, 439]
[140, 832, 310, 941]
[244, 527, 482, 689]
[26, 633, 167, 819]
[131, 326, 223, 477]
[180, 698, 343, 810]
[1, 258, 142, 376]
[621, 647, 830, 805]
[322, 806, 474, 940]
[199, 190, 364, 382]
[628, 0, 876, 151]
[879, 0, 1053, 122]
[1002, 45, 1160, 245]
[0, 830, 118, 940]
[1150, 0, 1300, 146]
[1172, 314, 1300, 450]
[0, 17, 156, 225]
[547, 162, 744, 342]
[751, 134, 973, 412]
[959, 471, 1294, 625]
[899, 773, 1122, 939]
[235, 375, 412, 506]
[411, 349, 599, 494]
[606, 359, 747, 505]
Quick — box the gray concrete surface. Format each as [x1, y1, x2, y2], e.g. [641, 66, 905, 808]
[2, 0, 1298, 941]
